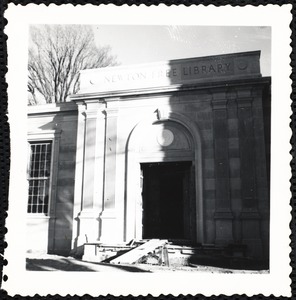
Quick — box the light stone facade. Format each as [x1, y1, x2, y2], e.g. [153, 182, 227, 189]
[26, 51, 271, 262]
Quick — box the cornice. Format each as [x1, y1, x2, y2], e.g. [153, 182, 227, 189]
[70, 77, 271, 102]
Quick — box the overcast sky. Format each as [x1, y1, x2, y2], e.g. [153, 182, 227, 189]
[93, 25, 271, 76]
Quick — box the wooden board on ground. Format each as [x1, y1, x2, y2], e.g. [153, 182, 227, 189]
[110, 239, 167, 264]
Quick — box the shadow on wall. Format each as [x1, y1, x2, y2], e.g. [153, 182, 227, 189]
[36, 107, 78, 256]
[123, 54, 270, 267]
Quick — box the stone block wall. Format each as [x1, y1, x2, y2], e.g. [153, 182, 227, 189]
[27, 103, 77, 255]
[104, 76, 270, 259]
[178, 82, 270, 258]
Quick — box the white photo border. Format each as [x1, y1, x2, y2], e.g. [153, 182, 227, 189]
[2, 3, 293, 297]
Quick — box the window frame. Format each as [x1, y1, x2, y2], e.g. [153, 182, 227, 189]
[27, 130, 61, 218]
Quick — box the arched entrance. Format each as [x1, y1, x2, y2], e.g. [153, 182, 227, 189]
[125, 110, 204, 244]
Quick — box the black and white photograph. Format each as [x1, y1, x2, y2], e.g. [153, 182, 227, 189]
[2, 4, 292, 297]
[25, 24, 271, 272]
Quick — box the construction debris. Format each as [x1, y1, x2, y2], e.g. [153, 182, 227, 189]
[110, 239, 168, 265]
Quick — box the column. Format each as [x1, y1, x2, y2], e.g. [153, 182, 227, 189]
[252, 86, 270, 258]
[73, 100, 104, 248]
[99, 99, 119, 242]
[237, 88, 262, 257]
[227, 96, 242, 244]
[212, 91, 234, 245]
[72, 102, 86, 251]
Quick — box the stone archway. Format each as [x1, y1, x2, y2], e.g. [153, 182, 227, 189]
[125, 110, 204, 244]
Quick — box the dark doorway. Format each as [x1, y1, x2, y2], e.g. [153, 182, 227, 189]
[141, 161, 194, 241]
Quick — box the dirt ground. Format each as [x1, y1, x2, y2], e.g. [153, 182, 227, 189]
[26, 253, 268, 273]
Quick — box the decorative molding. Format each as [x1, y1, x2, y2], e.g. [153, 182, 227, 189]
[156, 129, 174, 147]
[212, 98, 228, 110]
[71, 77, 270, 102]
[100, 209, 116, 219]
[240, 210, 261, 220]
[155, 108, 170, 121]
[27, 129, 62, 140]
[237, 98, 253, 108]
[78, 209, 99, 219]
[214, 211, 234, 219]
[27, 102, 77, 115]
[26, 129, 61, 228]
[104, 108, 119, 118]
[211, 90, 228, 109]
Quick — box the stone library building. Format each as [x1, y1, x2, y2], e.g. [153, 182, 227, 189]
[26, 51, 271, 268]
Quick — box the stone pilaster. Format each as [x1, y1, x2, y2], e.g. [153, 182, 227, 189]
[73, 100, 104, 248]
[252, 86, 270, 259]
[99, 99, 119, 242]
[237, 88, 263, 257]
[227, 95, 242, 243]
[212, 91, 234, 245]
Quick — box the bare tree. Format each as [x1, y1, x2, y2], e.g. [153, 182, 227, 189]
[28, 25, 117, 104]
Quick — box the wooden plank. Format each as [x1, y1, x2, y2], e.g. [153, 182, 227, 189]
[110, 239, 167, 264]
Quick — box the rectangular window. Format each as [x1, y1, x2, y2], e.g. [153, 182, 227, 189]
[27, 141, 52, 214]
